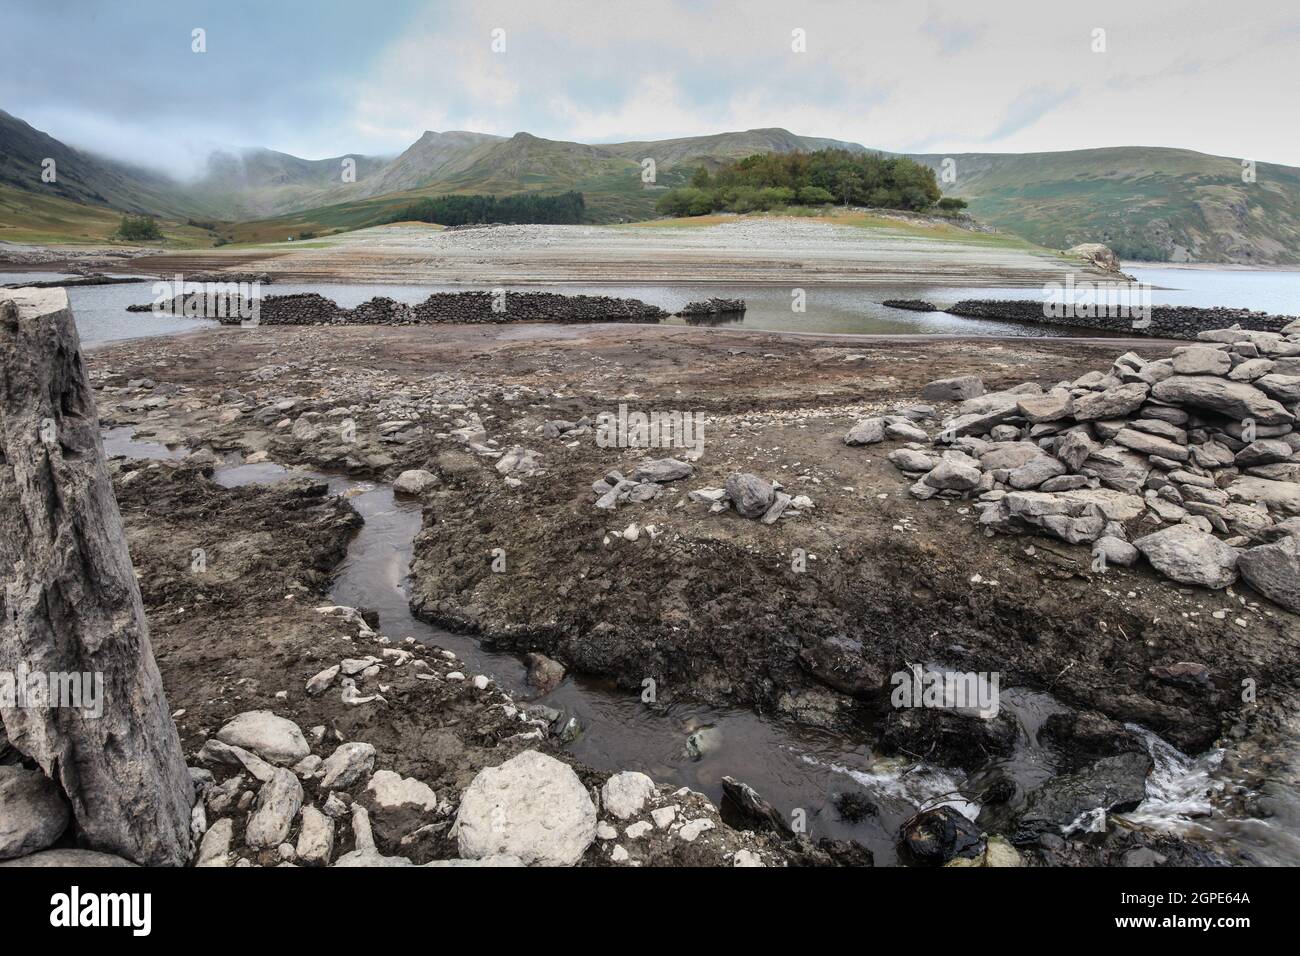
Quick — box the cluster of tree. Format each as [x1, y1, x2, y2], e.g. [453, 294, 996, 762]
[384, 191, 586, 226]
[114, 215, 163, 241]
[656, 149, 948, 217]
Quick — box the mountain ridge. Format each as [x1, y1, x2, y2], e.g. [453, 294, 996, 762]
[2, 107, 1298, 263]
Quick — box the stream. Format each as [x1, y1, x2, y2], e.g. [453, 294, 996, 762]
[103, 426, 1296, 865]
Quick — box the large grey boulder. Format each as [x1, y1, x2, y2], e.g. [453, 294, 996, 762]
[1072, 383, 1149, 422]
[923, 459, 982, 492]
[1114, 428, 1189, 462]
[0, 766, 70, 860]
[1171, 346, 1232, 376]
[921, 375, 985, 402]
[215, 711, 310, 766]
[1236, 440, 1295, 467]
[1238, 537, 1300, 611]
[245, 767, 304, 848]
[1256, 374, 1300, 405]
[1134, 525, 1239, 589]
[631, 457, 693, 482]
[455, 750, 596, 866]
[844, 418, 886, 445]
[726, 472, 775, 517]
[1227, 477, 1300, 515]
[1152, 376, 1293, 426]
[392, 469, 437, 495]
[0, 289, 193, 866]
[0, 849, 136, 867]
[1081, 446, 1151, 495]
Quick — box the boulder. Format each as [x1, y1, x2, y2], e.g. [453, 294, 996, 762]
[631, 458, 693, 482]
[1134, 525, 1239, 588]
[319, 742, 377, 790]
[921, 375, 985, 402]
[296, 805, 335, 866]
[1236, 439, 1295, 467]
[1072, 383, 1149, 422]
[1093, 535, 1139, 568]
[726, 472, 775, 518]
[524, 652, 566, 693]
[1238, 537, 1300, 612]
[600, 771, 657, 820]
[392, 469, 437, 495]
[455, 751, 597, 866]
[1171, 346, 1232, 376]
[844, 418, 886, 445]
[0, 849, 136, 868]
[922, 458, 983, 492]
[245, 768, 304, 848]
[195, 818, 233, 867]
[1256, 374, 1300, 405]
[215, 711, 310, 766]
[1227, 477, 1300, 515]
[1017, 393, 1074, 423]
[1007, 456, 1067, 490]
[1152, 376, 1293, 426]
[1015, 752, 1152, 838]
[1114, 428, 1189, 462]
[0, 766, 70, 861]
[899, 806, 985, 865]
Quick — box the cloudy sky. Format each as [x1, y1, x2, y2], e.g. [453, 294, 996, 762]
[4, 0, 1299, 176]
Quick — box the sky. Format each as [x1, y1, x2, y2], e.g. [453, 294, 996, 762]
[3, 0, 1299, 177]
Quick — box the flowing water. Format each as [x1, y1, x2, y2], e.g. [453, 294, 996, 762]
[9, 266, 1300, 345]
[101, 426, 1298, 864]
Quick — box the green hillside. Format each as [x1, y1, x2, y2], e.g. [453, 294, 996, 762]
[908, 147, 1300, 263]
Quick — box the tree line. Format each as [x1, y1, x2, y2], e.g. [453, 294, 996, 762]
[656, 148, 964, 217]
[384, 191, 586, 226]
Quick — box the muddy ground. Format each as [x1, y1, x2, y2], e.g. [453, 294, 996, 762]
[86, 319, 1300, 865]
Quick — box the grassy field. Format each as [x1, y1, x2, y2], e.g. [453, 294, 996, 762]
[0, 184, 218, 248]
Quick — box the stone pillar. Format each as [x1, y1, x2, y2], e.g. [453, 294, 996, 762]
[0, 288, 193, 866]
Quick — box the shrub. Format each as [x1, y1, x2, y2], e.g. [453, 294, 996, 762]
[114, 215, 163, 241]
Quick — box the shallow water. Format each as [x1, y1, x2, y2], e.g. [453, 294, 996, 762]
[11, 266, 1300, 345]
[101, 427, 1297, 865]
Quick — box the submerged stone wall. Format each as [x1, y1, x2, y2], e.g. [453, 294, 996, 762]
[947, 299, 1297, 340]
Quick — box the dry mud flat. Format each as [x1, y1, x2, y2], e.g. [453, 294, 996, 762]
[86, 320, 1299, 866]
[122, 220, 1106, 287]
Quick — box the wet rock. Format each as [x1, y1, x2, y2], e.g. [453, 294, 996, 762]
[1039, 711, 1144, 771]
[455, 750, 596, 866]
[245, 767, 304, 848]
[600, 771, 657, 820]
[1014, 752, 1153, 839]
[725, 472, 775, 518]
[0, 766, 71, 861]
[1238, 536, 1300, 611]
[215, 710, 310, 766]
[319, 742, 377, 790]
[879, 707, 1017, 772]
[524, 652, 566, 693]
[393, 469, 437, 495]
[899, 806, 985, 865]
[1134, 524, 1239, 588]
[721, 776, 794, 836]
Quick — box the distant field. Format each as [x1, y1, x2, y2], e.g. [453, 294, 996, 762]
[0, 184, 216, 248]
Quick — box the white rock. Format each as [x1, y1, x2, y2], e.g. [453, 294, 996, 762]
[365, 770, 437, 812]
[651, 806, 678, 829]
[245, 768, 304, 848]
[454, 750, 596, 866]
[296, 805, 335, 866]
[600, 771, 657, 820]
[319, 742, 377, 790]
[393, 469, 438, 496]
[733, 848, 765, 867]
[678, 818, 715, 842]
[625, 821, 653, 839]
[195, 818, 233, 867]
[215, 710, 310, 766]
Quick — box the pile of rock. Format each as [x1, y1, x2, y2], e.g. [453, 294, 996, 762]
[945, 300, 1299, 340]
[854, 323, 1300, 609]
[135, 291, 671, 325]
[593, 457, 694, 510]
[688, 472, 815, 524]
[881, 299, 938, 313]
[675, 298, 746, 316]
